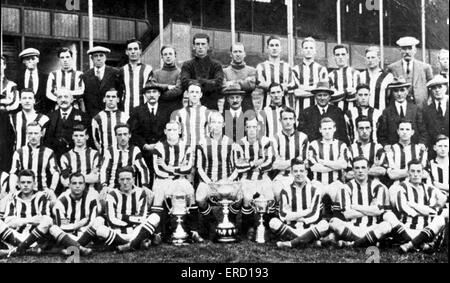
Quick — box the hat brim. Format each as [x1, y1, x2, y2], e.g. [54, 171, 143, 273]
[224, 91, 246, 96]
[141, 86, 164, 93]
[388, 83, 411, 89]
[19, 53, 40, 59]
[311, 88, 334, 95]
[427, 82, 448, 88]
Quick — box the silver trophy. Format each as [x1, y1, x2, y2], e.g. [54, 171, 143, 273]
[209, 181, 242, 243]
[165, 192, 190, 246]
[251, 198, 270, 244]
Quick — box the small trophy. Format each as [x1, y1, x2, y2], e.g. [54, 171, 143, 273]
[251, 198, 269, 244]
[165, 192, 190, 246]
[209, 182, 242, 243]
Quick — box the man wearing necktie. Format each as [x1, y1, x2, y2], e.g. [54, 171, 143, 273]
[223, 85, 255, 143]
[129, 82, 172, 188]
[377, 77, 427, 149]
[387, 37, 433, 108]
[46, 47, 85, 111]
[43, 88, 90, 159]
[82, 46, 121, 119]
[422, 76, 449, 158]
[16, 48, 49, 114]
[297, 80, 349, 144]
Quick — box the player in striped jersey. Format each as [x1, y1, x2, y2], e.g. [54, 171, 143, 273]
[60, 124, 100, 190]
[273, 160, 329, 248]
[385, 160, 447, 253]
[151, 120, 202, 243]
[100, 123, 150, 196]
[345, 84, 382, 143]
[46, 48, 85, 110]
[196, 111, 239, 238]
[329, 45, 360, 112]
[0, 171, 9, 197]
[92, 88, 129, 154]
[308, 117, 350, 218]
[9, 122, 59, 202]
[0, 55, 20, 113]
[261, 83, 284, 138]
[292, 37, 328, 112]
[357, 47, 394, 111]
[234, 115, 275, 238]
[0, 170, 91, 257]
[271, 106, 309, 180]
[170, 82, 211, 146]
[9, 89, 49, 150]
[53, 172, 99, 248]
[347, 116, 387, 180]
[256, 36, 295, 107]
[120, 39, 153, 117]
[329, 157, 392, 247]
[83, 167, 160, 252]
[386, 120, 428, 183]
[427, 135, 448, 205]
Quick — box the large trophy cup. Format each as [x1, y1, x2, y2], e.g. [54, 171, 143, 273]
[165, 191, 190, 246]
[251, 198, 270, 244]
[209, 181, 242, 243]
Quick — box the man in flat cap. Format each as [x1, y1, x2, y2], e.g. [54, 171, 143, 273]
[387, 37, 433, 108]
[82, 46, 121, 119]
[16, 48, 49, 114]
[422, 75, 449, 157]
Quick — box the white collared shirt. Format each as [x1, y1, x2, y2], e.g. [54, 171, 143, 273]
[25, 68, 39, 94]
[402, 59, 413, 75]
[60, 107, 73, 120]
[230, 108, 242, 118]
[317, 105, 329, 115]
[95, 65, 105, 81]
[395, 101, 407, 116]
[436, 97, 448, 115]
[147, 103, 158, 115]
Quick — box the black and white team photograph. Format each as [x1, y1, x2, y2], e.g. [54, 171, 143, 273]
[0, 0, 448, 266]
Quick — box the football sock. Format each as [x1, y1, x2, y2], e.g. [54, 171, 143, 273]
[412, 228, 435, 248]
[130, 220, 156, 250]
[354, 231, 378, 247]
[391, 225, 412, 243]
[291, 227, 321, 247]
[341, 227, 359, 242]
[241, 206, 256, 235]
[105, 230, 128, 246]
[0, 227, 21, 246]
[274, 223, 298, 241]
[55, 232, 81, 249]
[17, 228, 46, 253]
[186, 206, 199, 233]
[77, 227, 97, 246]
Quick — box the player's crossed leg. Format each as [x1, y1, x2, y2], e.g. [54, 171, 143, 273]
[270, 218, 330, 248]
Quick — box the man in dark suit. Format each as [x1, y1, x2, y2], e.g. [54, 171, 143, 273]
[82, 46, 120, 119]
[128, 82, 172, 185]
[43, 88, 90, 159]
[223, 84, 255, 142]
[423, 76, 449, 157]
[387, 37, 433, 108]
[298, 80, 349, 145]
[377, 77, 427, 148]
[0, 110, 14, 172]
[16, 48, 49, 114]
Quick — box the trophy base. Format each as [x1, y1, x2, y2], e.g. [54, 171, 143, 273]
[172, 238, 189, 246]
[215, 226, 238, 243]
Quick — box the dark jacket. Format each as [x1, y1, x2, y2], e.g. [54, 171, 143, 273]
[82, 66, 121, 118]
[422, 100, 449, 148]
[0, 110, 15, 171]
[43, 108, 91, 158]
[180, 56, 224, 110]
[16, 69, 49, 114]
[377, 102, 427, 146]
[128, 104, 172, 150]
[298, 104, 349, 145]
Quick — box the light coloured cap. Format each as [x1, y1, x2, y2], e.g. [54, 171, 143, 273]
[87, 46, 111, 55]
[427, 75, 448, 88]
[388, 77, 411, 89]
[18, 48, 40, 59]
[396, 36, 420, 47]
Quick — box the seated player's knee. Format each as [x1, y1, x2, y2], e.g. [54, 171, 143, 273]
[268, 218, 283, 232]
[0, 220, 7, 231]
[316, 220, 330, 235]
[92, 216, 106, 230]
[39, 215, 54, 230]
[147, 213, 161, 227]
[382, 211, 400, 227]
[195, 183, 209, 204]
[430, 215, 446, 231]
[328, 217, 345, 233]
[376, 221, 393, 236]
[48, 224, 63, 237]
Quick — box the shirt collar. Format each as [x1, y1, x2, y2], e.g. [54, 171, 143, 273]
[230, 108, 242, 117]
[147, 103, 158, 113]
[317, 105, 329, 113]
